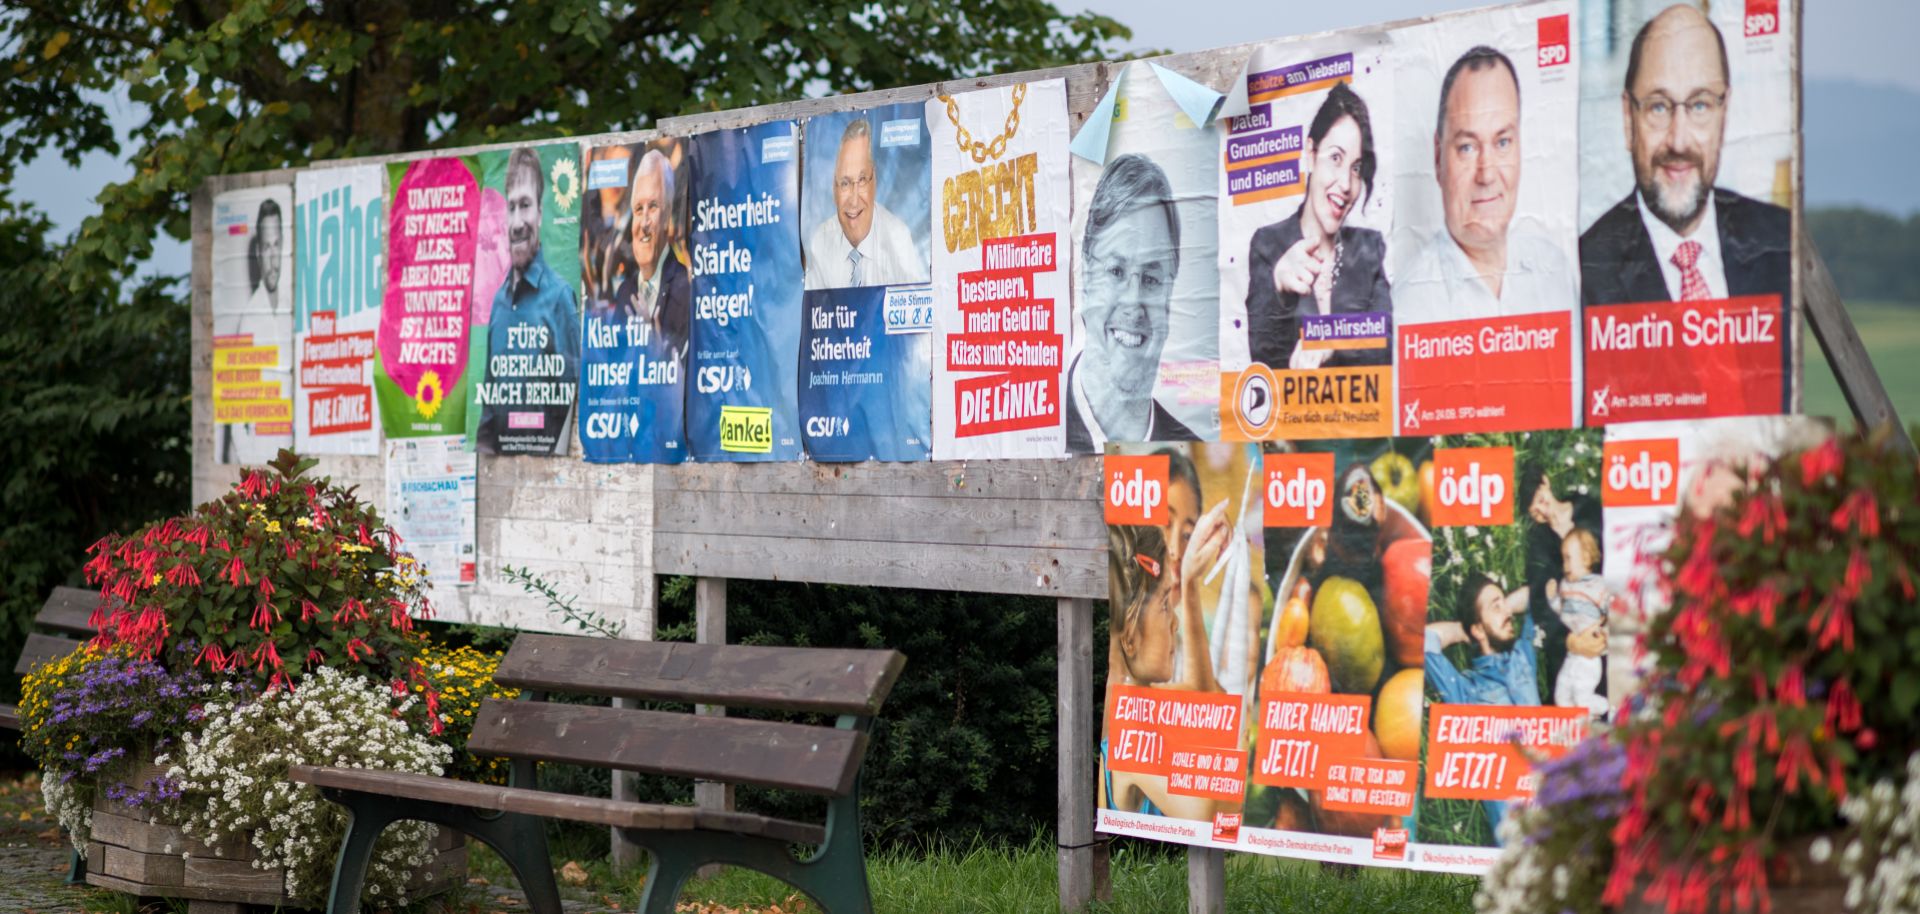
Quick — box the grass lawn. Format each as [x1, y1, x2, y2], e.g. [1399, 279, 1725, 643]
[1801, 299, 1920, 428]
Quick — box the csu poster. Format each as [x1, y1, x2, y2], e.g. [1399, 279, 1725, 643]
[929, 79, 1075, 461]
[294, 166, 384, 456]
[377, 156, 481, 439]
[686, 121, 804, 462]
[210, 184, 295, 465]
[467, 143, 583, 457]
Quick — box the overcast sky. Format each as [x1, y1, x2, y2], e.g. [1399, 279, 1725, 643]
[11, 1, 1916, 279]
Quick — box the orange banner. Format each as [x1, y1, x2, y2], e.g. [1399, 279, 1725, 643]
[1321, 758, 1418, 816]
[1251, 693, 1370, 789]
[1423, 704, 1590, 801]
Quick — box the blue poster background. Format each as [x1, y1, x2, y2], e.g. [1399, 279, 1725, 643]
[800, 285, 933, 462]
[687, 122, 803, 462]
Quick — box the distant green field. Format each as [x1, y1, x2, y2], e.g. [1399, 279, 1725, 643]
[1802, 300, 1920, 429]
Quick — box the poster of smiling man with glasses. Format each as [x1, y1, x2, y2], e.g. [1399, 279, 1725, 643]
[1577, 0, 1796, 426]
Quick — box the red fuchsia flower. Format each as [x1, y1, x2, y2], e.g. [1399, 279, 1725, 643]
[258, 576, 276, 599]
[1826, 750, 1848, 802]
[1800, 438, 1844, 487]
[305, 648, 325, 668]
[1722, 786, 1752, 832]
[1673, 521, 1723, 598]
[345, 638, 371, 662]
[183, 524, 209, 550]
[267, 671, 294, 694]
[164, 562, 201, 587]
[251, 640, 282, 673]
[1844, 546, 1873, 594]
[1896, 561, 1916, 600]
[1732, 842, 1769, 914]
[357, 523, 373, 546]
[1735, 493, 1788, 544]
[333, 597, 368, 624]
[1812, 592, 1857, 651]
[1829, 489, 1881, 538]
[388, 601, 413, 632]
[224, 556, 250, 587]
[424, 689, 444, 735]
[1828, 678, 1863, 733]
[250, 602, 279, 631]
[300, 599, 320, 622]
[1776, 735, 1820, 794]
[195, 643, 227, 672]
[391, 679, 408, 698]
[1778, 664, 1806, 708]
[1728, 581, 1783, 626]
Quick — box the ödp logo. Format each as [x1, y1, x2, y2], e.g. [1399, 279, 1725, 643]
[1603, 439, 1680, 507]
[1745, 0, 1779, 37]
[1263, 452, 1335, 528]
[1104, 454, 1169, 526]
[1213, 812, 1242, 844]
[1432, 446, 1514, 527]
[1373, 827, 1409, 861]
[1537, 14, 1571, 67]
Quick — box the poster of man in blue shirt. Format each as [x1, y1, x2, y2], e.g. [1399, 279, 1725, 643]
[475, 145, 582, 455]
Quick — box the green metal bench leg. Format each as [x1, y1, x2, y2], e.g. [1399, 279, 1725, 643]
[318, 788, 563, 914]
[66, 847, 85, 884]
[631, 791, 872, 914]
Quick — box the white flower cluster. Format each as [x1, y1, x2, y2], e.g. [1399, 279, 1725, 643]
[1833, 751, 1920, 914]
[39, 771, 92, 856]
[164, 666, 452, 904]
[1476, 807, 1558, 914]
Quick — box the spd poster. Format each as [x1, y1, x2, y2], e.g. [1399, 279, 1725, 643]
[1218, 32, 1396, 441]
[578, 137, 694, 463]
[686, 122, 804, 462]
[928, 79, 1074, 460]
[467, 143, 583, 456]
[293, 165, 383, 456]
[1388, 3, 1582, 434]
[1577, 0, 1797, 423]
[211, 184, 295, 464]
[377, 156, 481, 439]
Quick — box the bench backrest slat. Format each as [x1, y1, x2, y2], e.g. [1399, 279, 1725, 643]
[467, 699, 868, 795]
[15, 632, 83, 676]
[37, 587, 102, 637]
[494, 635, 905, 716]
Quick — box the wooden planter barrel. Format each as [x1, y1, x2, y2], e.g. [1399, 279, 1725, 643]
[83, 765, 467, 911]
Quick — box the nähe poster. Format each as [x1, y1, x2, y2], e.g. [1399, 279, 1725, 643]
[211, 184, 296, 464]
[294, 165, 383, 456]
[378, 156, 481, 439]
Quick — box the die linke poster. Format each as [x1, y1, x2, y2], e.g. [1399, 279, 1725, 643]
[1576, 0, 1797, 424]
[377, 156, 481, 439]
[294, 166, 384, 455]
[686, 121, 804, 462]
[210, 184, 295, 465]
[928, 79, 1074, 459]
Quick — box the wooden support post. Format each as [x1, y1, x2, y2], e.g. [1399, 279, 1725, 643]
[1801, 233, 1916, 454]
[1187, 846, 1226, 914]
[1057, 596, 1095, 912]
[610, 693, 642, 872]
[694, 577, 733, 879]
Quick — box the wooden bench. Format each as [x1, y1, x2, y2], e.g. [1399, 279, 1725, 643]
[290, 633, 906, 914]
[0, 585, 103, 732]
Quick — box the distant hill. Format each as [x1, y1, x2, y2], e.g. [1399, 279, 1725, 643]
[1805, 78, 1920, 216]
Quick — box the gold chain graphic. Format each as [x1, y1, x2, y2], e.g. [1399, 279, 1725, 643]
[938, 83, 1026, 164]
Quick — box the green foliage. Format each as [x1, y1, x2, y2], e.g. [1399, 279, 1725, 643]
[1807, 207, 1920, 304]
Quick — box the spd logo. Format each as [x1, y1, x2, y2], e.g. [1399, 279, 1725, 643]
[1212, 812, 1242, 844]
[1431, 446, 1513, 527]
[1263, 452, 1335, 528]
[1537, 14, 1571, 67]
[1603, 439, 1680, 507]
[1745, 0, 1779, 37]
[1104, 454, 1169, 526]
[1373, 827, 1409, 861]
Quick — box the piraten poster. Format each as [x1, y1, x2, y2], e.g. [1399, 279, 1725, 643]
[467, 143, 583, 456]
[294, 166, 383, 455]
[686, 121, 804, 462]
[929, 79, 1074, 460]
[211, 184, 296, 464]
[378, 156, 481, 439]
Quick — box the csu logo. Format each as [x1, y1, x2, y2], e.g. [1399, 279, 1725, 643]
[1537, 14, 1571, 67]
[696, 364, 752, 394]
[805, 415, 849, 438]
[1104, 454, 1168, 526]
[1263, 452, 1334, 528]
[1603, 439, 1680, 507]
[1432, 447, 1513, 527]
[583, 412, 639, 440]
[1745, 0, 1779, 37]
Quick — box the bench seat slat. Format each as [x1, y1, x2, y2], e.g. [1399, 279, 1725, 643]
[15, 632, 84, 676]
[285, 765, 826, 845]
[468, 699, 866, 796]
[37, 587, 104, 637]
[496, 635, 905, 716]
[0, 704, 18, 731]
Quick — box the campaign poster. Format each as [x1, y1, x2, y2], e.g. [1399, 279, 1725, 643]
[210, 185, 295, 464]
[1070, 61, 1221, 453]
[294, 166, 383, 455]
[1577, 0, 1796, 424]
[1600, 414, 1829, 706]
[801, 103, 932, 290]
[467, 143, 583, 456]
[1241, 437, 1432, 867]
[578, 138, 694, 464]
[384, 435, 477, 620]
[686, 122, 803, 462]
[1418, 429, 1603, 871]
[1218, 33, 1397, 442]
[1388, 3, 1582, 434]
[1098, 443, 1263, 850]
[929, 79, 1074, 460]
[377, 156, 481, 439]
[799, 287, 932, 462]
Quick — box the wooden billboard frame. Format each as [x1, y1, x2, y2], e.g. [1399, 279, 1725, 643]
[189, 1, 1907, 910]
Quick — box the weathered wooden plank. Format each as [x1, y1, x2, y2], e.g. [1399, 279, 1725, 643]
[85, 868, 288, 908]
[1802, 232, 1915, 452]
[496, 634, 904, 715]
[37, 586, 103, 635]
[1187, 846, 1225, 914]
[90, 809, 240, 858]
[465, 700, 867, 796]
[653, 532, 1106, 599]
[691, 576, 736, 880]
[15, 632, 83, 676]
[657, 457, 1100, 501]
[92, 840, 187, 887]
[1057, 597, 1095, 912]
[655, 489, 1104, 551]
[657, 62, 1102, 136]
[184, 854, 287, 894]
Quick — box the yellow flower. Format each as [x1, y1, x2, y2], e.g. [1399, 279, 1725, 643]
[265, 520, 282, 534]
[296, 517, 314, 528]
